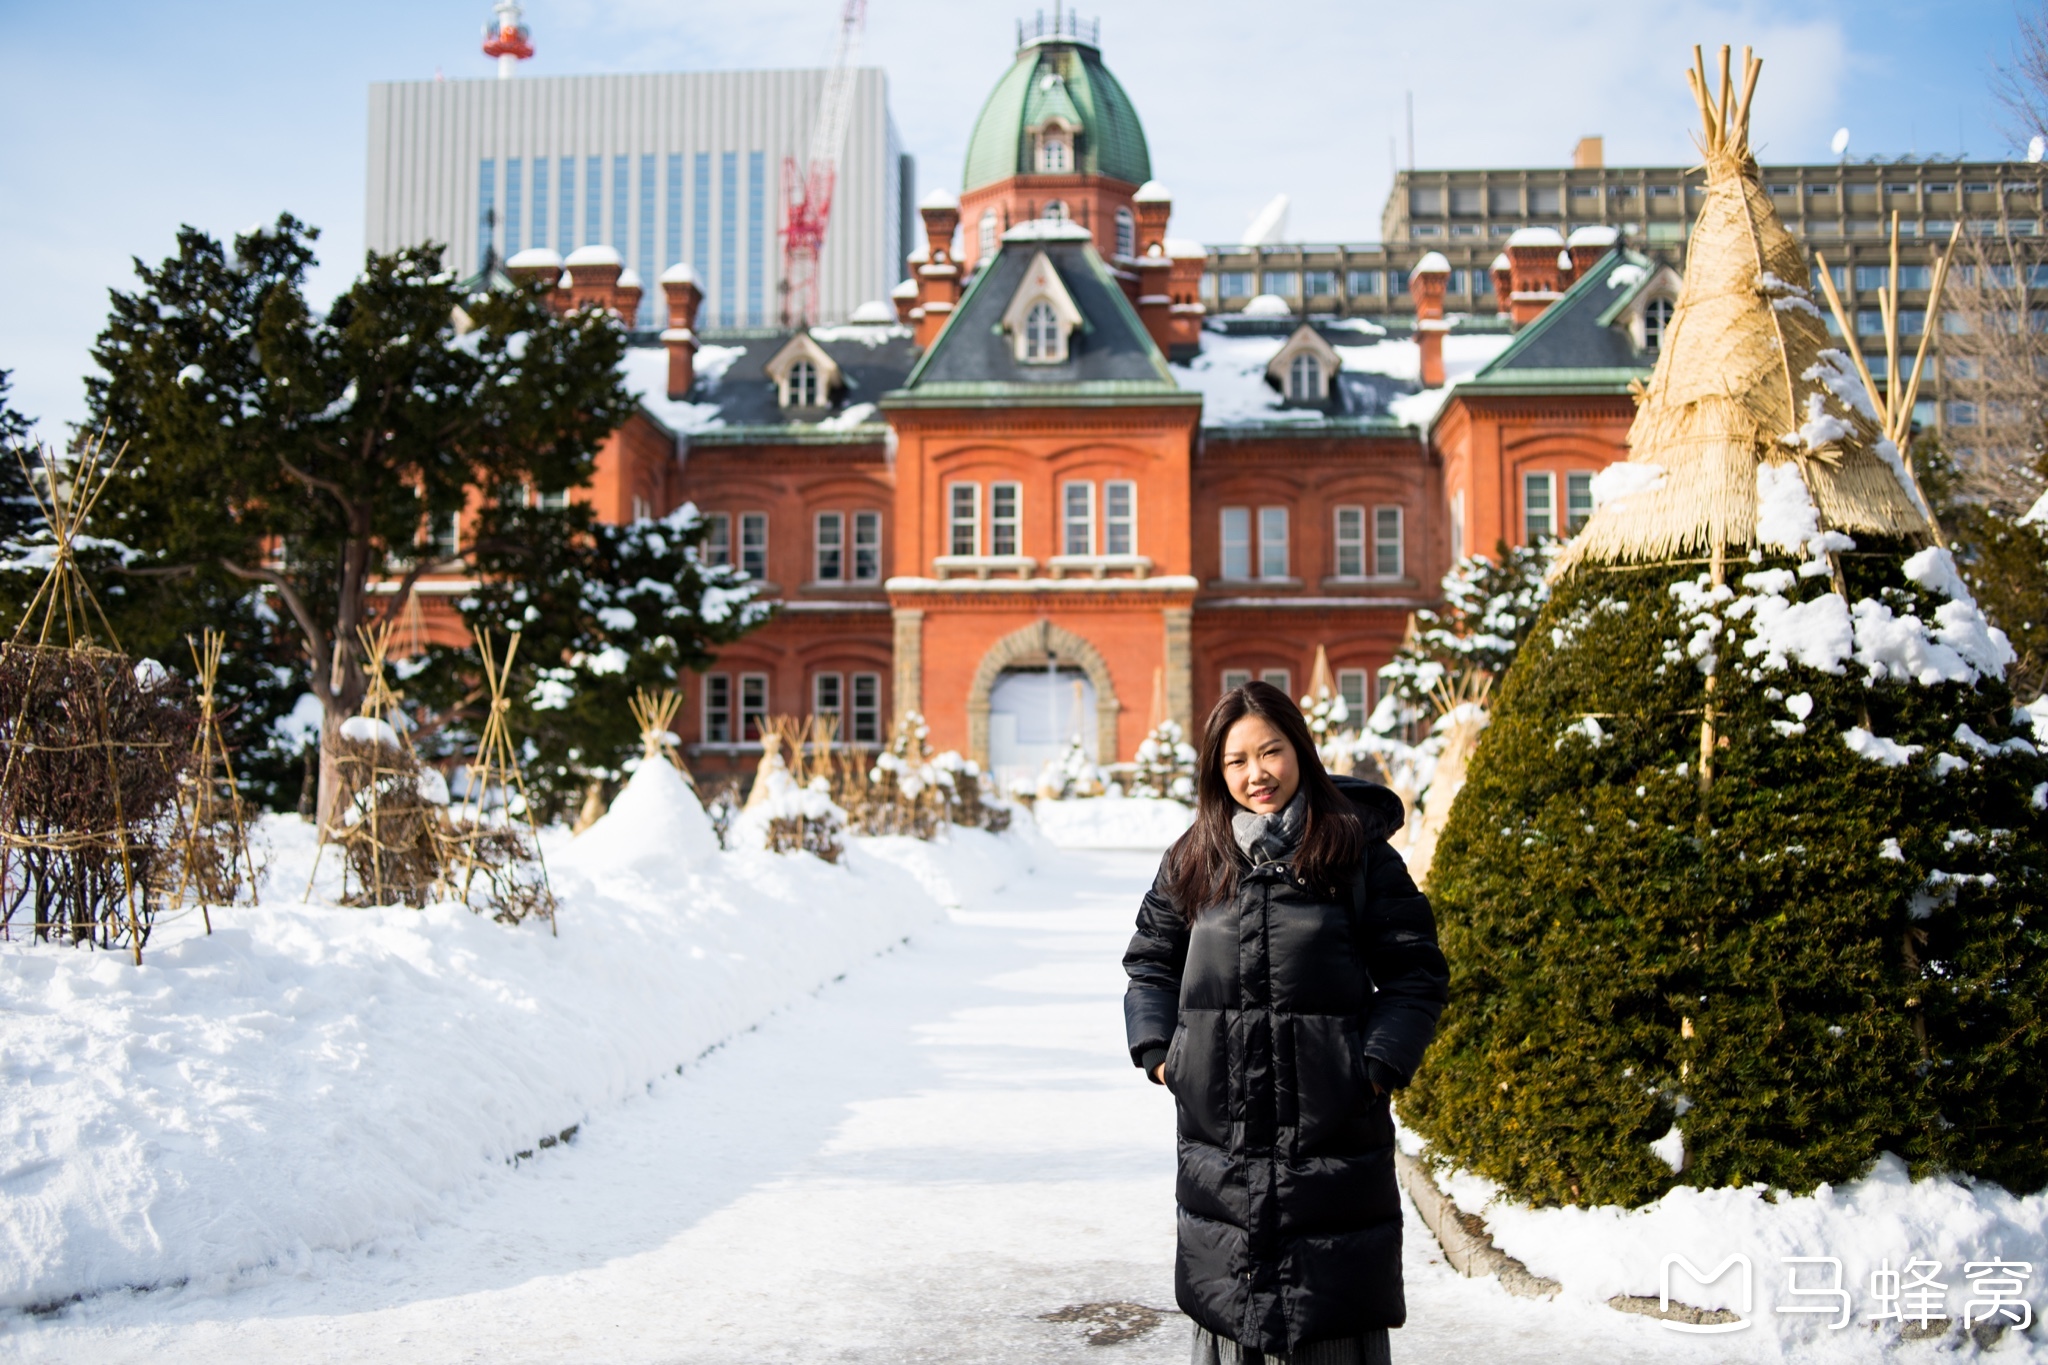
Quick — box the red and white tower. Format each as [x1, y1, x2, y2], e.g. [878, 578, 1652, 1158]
[780, 0, 867, 327]
[482, 0, 535, 79]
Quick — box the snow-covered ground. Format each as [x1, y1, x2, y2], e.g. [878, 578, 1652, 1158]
[1028, 795, 1193, 850]
[5, 777, 2043, 1362]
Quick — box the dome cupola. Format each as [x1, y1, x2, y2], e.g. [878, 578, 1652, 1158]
[962, 14, 1151, 192]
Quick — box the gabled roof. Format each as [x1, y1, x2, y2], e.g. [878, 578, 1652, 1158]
[627, 323, 919, 441]
[888, 224, 1194, 408]
[963, 38, 1152, 190]
[1458, 247, 1660, 397]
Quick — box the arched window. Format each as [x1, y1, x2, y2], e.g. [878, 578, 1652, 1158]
[979, 210, 997, 259]
[787, 359, 820, 407]
[1287, 352, 1322, 401]
[1042, 200, 1068, 222]
[1039, 135, 1070, 172]
[1644, 297, 1675, 350]
[1024, 301, 1061, 361]
[1115, 207, 1135, 257]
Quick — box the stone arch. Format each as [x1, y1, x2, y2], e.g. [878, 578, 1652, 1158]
[967, 619, 1122, 770]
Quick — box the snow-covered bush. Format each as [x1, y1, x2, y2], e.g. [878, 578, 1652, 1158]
[734, 767, 846, 863]
[848, 712, 1007, 837]
[1129, 719, 1197, 801]
[1035, 734, 1106, 800]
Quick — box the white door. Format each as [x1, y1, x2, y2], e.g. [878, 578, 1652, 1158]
[988, 666, 1096, 794]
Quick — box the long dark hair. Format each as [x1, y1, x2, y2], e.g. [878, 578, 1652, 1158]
[1164, 680, 1362, 921]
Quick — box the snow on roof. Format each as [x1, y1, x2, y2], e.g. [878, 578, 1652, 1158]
[1608, 262, 1648, 289]
[1410, 251, 1451, 278]
[1490, 253, 1511, 271]
[906, 244, 931, 264]
[1240, 294, 1293, 317]
[1507, 227, 1565, 247]
[848, 299, 896, 323]
[808, 320, 912, 347]
[506, 247, 562, 270]
[891, 278, 920, 298]
[1557, 250, 1573, 270]
[1001, 219, 1094, 242]
[1134, 180, 1172, 202]
[1165, 237, 1207, 259]
[1171, 331, 1323, 425]
[565, 244, 623, 267]
[918, 188, 959, 210]
[1566, 225, 1620, 247]
[618, 268, 643, 289]
[659, 261, 699, 284]
[622, 344, 735, 434]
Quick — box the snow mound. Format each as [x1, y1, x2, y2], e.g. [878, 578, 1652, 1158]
[1029, 795, 1192, 850]
[559, 759, 719, 874]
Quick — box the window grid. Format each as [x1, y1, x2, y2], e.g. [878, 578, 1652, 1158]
[850, 673, 881, 744]
[693, 152, 711, 301]
[703, 512, 731, 567]
[1524, 472, 1556, 541]
[1334, 506, 1365, 579]
[611, 154, 630, 251]
[704, 674, 733, 743]
[1565, 473, 1595, 535]
[813, 672, 843, 722]
[815, 511, 844, 581]
[853, 511, 881, 581]
[584, 156, 602, 247]
[1221, 507, 1251, 579]
[1261, 669, 1292, 695]
[503, 158, 522, 256]
[665, 153, 683, 273]
[949, 483, 981, 556]
[719, 152, 738, 327]
[990, 483, 1020, 557]
[740, 512, 768, 579]
[739, 674, 768, 742]
[747, 150, 765, 326]
[638, 153, 656, 328]
[557, 156, 575, 253]
[1222, 669, 1252, 693]
[1258, 506, 1289, 579]
[477, 159, 496, 269]
[1338, 669, 1370, 720]
[1104, 481, 1136, 556]
[1024, 301, 1060, 360]
[1063, 482, 1095, 556]
[1288, 352, 1321, 400]
[531, 158, 549, 250]
[1115, 207, 1135, 257]
[787, 359, 820, 406]
[1374, 506, 1403, 578]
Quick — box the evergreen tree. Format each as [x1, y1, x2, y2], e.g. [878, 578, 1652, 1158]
[84, 215, 637, 820]
[1402, 51, 2048, 1206]
[412, 500, 768, 822]
[1375, 540, 1555, 724]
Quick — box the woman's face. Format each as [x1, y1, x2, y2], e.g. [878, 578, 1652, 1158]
[1221, 713, 1300, 815]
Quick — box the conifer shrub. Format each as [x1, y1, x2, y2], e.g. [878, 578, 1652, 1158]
[1402, 538, 2048, 1206]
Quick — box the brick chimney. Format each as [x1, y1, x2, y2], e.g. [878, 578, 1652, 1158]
[658, 263, 703, 400]
[1132, 180, 1172, 257]
[1504, 227, 1567, 327]
[1489, 253, 1512, 318]
[892, 277, 920, 324]
[1566, 225, 1618, 277]
[616, 268, 645, 329]
[914, 190, 962, 349]
[564, 245, 625, 317]
[1409, 252, 1450, 389]
[1130, 181, 1176, 355]
[506, 247, 564, 297]
[1165, 238, 1209, 358]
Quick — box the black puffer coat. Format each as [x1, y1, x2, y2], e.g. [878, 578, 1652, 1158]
[1121, 777, 1448, 1354]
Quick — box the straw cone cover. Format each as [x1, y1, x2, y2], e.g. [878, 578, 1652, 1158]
[1558, 47, 1934, 573]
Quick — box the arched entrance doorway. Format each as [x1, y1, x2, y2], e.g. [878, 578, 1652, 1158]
[966, 620, 1121, 786]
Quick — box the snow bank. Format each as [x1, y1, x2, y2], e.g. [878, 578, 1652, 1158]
[0, 808, 1014, 1311]
[1027, 795, 1192, 850]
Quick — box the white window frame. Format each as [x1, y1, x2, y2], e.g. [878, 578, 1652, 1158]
[1373, 505, 1404, 579]
[703, 673, 732, 743]
[1287, 352, 1321, 401]
[1039, 134, 1070, 173]
[433, 512, 461, 560]
[703, 512, 732, 567]
[852, 510, 881, 581]
[1337, 668, 1370, 721]
[739, 672, 769, 742]
[740, 512, 768, 579]
[948, 482, 981, 556]
[1524, 472, 1556, 542]
[814, 511, 844, 582]
[989, 482, 1021, 557]
[1221, 669, 1252, 694]
[1104, 480, 1136, 556]
[1220, 506, 1252, 580]
[812, 671, 843, 724]
[1565, 473, 1595, 536]
[1024, 300, 1062, 361]
[785, 359, 821, 407]
[979, 209, 998, 259]
[1062, 481, 1095, 556]
[1258, 506, 1290, 580]
[536, 488, 569, 510]
[1334, 505, 1365, 579]
[631, 495, 652, 522]
[1261, 668, 1292, 696]
[850, 672, 881, 744]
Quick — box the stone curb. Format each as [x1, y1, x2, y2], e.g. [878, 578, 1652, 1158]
[1394, 1148, 1561, 1299]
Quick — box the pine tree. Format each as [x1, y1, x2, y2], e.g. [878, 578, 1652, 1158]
[1401, 49, 2048, 1206]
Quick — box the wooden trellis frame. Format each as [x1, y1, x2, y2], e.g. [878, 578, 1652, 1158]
[169, 627, 260, 927]
[443, 628, 556, 933]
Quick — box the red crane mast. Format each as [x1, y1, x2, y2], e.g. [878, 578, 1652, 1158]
[781, 0, 868, 327]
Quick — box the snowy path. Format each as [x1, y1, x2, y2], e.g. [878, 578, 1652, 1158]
[5, 849, 1724, 1364]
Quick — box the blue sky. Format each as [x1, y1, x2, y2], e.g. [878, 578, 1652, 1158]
[0, 0, 2028, 437]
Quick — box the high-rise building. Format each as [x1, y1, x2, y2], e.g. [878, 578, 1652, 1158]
[365, 69, 914, 328]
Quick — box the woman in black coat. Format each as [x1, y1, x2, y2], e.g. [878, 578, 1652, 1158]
[1122, 681, 1449, 1365]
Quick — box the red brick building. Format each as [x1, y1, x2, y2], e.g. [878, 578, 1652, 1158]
[431, 25, 1680, 791]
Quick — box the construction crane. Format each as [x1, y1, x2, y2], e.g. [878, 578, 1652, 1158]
[482, 0, 535, 79]
[780, 0, 868, 327]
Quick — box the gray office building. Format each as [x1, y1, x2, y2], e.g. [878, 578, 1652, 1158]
[366, 69, 914, 328]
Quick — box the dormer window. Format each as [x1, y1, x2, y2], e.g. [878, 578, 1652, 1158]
[1042, 200, 1069, 222]
[1025, 302, 1060, 360]
[1644, 297, 1675, 349]
[1001, 249, 1083, 366]
[1115, 207, 1135, 257]
[787, 359, 821, 407]
[1287, 353, 1322, 400]
[979, 210, 998, 259]
[1039, 135, 1070, 172]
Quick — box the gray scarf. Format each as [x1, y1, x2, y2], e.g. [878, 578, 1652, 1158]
[1231, 788, 1307, 866]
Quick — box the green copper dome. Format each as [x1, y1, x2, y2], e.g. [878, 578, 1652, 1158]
[962, 37, 1152, 191]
